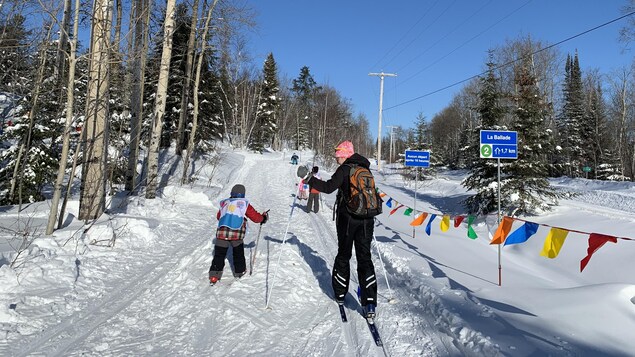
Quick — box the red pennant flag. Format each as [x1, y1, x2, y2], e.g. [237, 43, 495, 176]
[389, 204, 405, 216]
[580, 233, 618, 272]
[453, 216, 465, 228]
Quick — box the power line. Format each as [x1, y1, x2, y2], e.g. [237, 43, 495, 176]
[395, 0, 494, 75]
[384, 10, 635, 112]
[398, 0, 532, 86]
[367, 0, 441, 73]
[380, 0, 456, 71]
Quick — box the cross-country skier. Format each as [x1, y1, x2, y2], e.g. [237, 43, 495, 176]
[303, 141, 378, 318]
[306, 166, 321, 213]
[209, 184, 268, 284]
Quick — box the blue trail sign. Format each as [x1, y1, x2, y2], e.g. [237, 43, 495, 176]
[479, 130, 518, 159]
[404, 150, 430, 167]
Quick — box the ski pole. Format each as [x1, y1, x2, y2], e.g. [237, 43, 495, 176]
[265, 183, 302, 309]
[372, 218, 396, 303]
[249, 210, 269, 275]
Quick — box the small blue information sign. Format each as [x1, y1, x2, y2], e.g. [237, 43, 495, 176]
[479, 130, 518, 159]
[404, 150, 430, 167]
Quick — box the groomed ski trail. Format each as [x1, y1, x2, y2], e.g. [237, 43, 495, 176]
[8, 151, 505, 356]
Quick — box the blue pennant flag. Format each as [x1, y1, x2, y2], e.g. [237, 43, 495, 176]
[504, 222, 539, 246]
[385, 198, 393, 208]
[425, 214, 437, 236]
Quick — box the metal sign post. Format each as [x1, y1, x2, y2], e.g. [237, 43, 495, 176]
[480, 130, 518, 286]
[405, 150, 430, 239]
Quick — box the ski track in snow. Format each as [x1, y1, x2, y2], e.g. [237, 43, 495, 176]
[3, 152, 520, 356]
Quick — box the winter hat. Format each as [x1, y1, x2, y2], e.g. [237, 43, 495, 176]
[334, 141, 354, 159]
[230, 184, 246, 198]
[312, 166, 319, 173]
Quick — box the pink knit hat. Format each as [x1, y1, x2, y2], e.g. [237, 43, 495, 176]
[334, 141, 354, 159]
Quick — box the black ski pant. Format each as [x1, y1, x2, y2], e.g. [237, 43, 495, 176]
[209, 239, 245, 280]
[331, 212, 377, 307]
[307, 193, 319, 213]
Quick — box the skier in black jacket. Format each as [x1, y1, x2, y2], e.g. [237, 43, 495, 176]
[304, 140, 377, 318]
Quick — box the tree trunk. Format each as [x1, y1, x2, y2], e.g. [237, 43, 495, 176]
[182, 0, 219, 184]
[79, 0, 113, 220]
[145, 0, 177, 199]
[125, 0, 151, 192]
[46, 0, 81, 235]
[176, 0, 200, 156]
[56, 0, 72, 81]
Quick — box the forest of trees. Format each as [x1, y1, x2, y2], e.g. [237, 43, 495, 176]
[2, 0, 635, 234]
[0, 0, 374, 234]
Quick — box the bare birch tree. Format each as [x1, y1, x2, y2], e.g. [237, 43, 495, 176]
[175, 0, 200, 156]
[125, 0, 151, 192]
[46, 0, 81, 234]
[145, 0, 177, 199]
[79, 0, 113, 220]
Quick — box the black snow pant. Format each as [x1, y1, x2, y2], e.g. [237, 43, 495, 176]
[209, 239, 246, 280]
[307, 193, 320, 213]
[331, 211, 377, 307]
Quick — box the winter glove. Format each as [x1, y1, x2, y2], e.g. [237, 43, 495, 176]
[260, 211, 269, 225]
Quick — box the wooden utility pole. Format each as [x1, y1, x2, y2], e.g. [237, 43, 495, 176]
[368, 72, 396, 172]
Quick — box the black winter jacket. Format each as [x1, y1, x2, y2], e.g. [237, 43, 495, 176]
[306, 153, 371, 216]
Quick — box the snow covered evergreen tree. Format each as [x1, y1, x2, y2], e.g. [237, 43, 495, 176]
[0, 38, 60, 205]
[502, 57, 559, 214]
[291, 66, 317, 149]
[0, 14, 32, 97]
[557, 53, 585, 177]
[463, 58, 507, 214]
[250, 53, 280, 152]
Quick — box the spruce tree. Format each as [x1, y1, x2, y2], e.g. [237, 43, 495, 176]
[194, 53, 223, 148]
[291, 66, 317, 149]
[557, 52, 585, 177]
[251, 53, 280, 152]
[463, 57, 507, 214]
[0, 40, 60, 204]
[502, 58, 559, 214]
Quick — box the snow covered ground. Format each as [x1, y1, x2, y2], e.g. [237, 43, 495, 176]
[1, 148, 634, 356]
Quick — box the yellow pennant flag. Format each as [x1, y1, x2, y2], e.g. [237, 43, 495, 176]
[440, 215, 451, 232]
[409, 212, 428, 226]
[489, 216, 514, 244]
[540, 228, 570, 259]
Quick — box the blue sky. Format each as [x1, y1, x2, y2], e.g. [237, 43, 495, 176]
[248, 0, 634, 140]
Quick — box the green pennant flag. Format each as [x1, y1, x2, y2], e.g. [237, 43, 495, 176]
[467, 215, 478, 239]
[404, 207, 413, 216]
